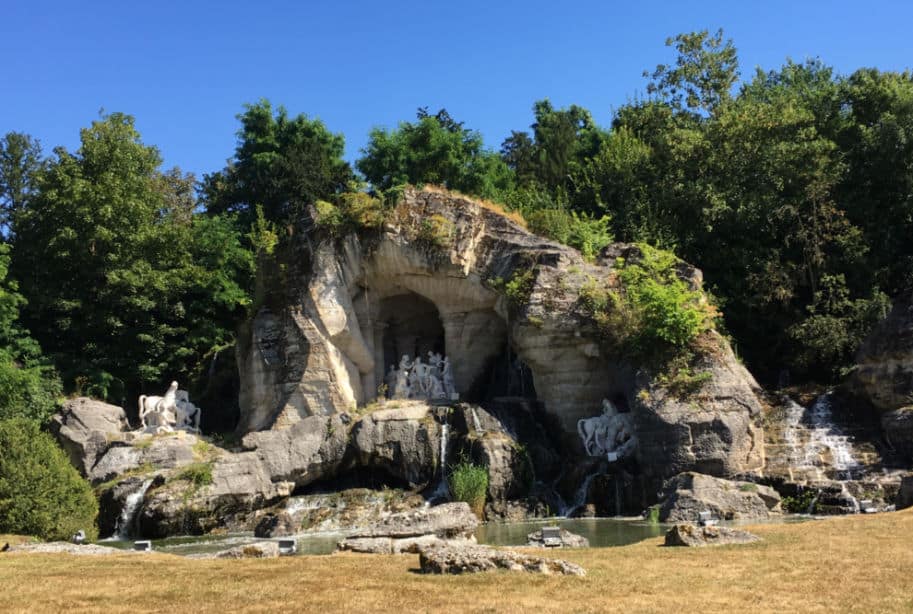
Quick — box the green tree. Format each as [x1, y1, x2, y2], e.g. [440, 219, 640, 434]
[645, 28, 739, 115]
[12, 113, 252, 402]
[0, 132, 44, 236]
[0, 418, 98, 540]
[202, 99, 353, 226]
[358, 108, 513, 199]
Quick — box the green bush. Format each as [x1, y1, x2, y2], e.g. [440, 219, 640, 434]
[449, 457, 489, 518]
[0, 418, 98, 540]
[415, 214, 455, 250]
[0, 349, 62, 424]
[314, 192, 386, 238]
[526, 208, 613, 261]
[618, 245, 714, 350]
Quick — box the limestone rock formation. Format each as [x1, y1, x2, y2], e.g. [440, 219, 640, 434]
[418, 543, 586, 576]
[49, 397, 131, 476]
[847, 297, 913, 461]
[658, 472, 781, 522]
[898, 474, 913, 510]
[335, 502, 479, 555]
[664, 524, 759, 547]
[349, 403, 440, 487]
[236, 187, 765, 491]
[526, 528, 589, 548]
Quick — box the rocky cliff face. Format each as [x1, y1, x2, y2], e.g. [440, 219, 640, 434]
[237, 187, 765, 487]
[847, 297, 913, 461]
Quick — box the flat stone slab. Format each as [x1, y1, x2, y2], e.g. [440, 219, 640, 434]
[367, 403, 431, 422]
[418, 543, 585, 576]
[664, 523, 760, 547]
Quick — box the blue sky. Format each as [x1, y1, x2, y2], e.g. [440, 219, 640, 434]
[4, 0, 912, 178]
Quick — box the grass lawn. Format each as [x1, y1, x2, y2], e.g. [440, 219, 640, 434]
[2, 508, 912, 613]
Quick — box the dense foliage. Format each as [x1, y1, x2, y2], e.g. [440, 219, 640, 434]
[0, 418, 99, 540]
[0, 27, 909, 424]
[10, 114, 253, 403]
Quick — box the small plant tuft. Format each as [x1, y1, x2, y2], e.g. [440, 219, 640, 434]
[449, 455, 489, 518]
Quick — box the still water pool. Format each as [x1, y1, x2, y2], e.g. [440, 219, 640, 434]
[101, 517, 673, 556]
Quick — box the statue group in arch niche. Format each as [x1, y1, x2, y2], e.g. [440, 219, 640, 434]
[577, 399, 637, 462]
[385, 352, 458, 401]
[138, 381, 202, 434]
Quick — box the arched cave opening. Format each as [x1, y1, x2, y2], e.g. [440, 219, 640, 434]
[378, 293, 445, 376]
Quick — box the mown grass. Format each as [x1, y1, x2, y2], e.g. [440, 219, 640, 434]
[1, 509, 912, 613]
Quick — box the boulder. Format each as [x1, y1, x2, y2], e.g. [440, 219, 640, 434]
[418, 543, 585, 576]
[89, 432, 200, 484]
[848, 298, 913, 413]
[213, 541, 280, 559]
[526, 528, 589, 548]
[349, 403, 440, 488]
[898, 475, 913, 510]
[881, 408, 913, 462]
[337, 535, 458, 555]
[342, 502, 478, 540]
[664, 523, 759, 547]
[49, 397, 130, 476]
[658, 472, 781, 522]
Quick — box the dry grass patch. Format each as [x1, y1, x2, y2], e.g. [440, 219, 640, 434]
[1, 510, 912, 613]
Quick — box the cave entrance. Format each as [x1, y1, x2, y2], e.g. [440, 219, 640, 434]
[378, 293, 445, 378]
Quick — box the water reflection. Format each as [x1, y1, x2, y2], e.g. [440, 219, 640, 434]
[476, 518, 666, 548]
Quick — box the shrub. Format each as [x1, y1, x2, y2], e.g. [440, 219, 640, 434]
[0, 349, 62, 424]
[0, 418, 98, 540]
[314, 192, 386, 237]
[504, 269, 536, 310]
[449, 457, 489, 518]
[415, 214, 455, 250]
[526, 208, 613, 260]
[173, 462, 214, 487]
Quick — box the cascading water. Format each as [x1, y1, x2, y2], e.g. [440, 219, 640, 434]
[781, 392, 862, 512]
[115, 479, 152, 540]
[560, 472, 602, 518]
[782, 393, 860, 481]
[428, 421, 451, 502]
[470, 407, 484, 434]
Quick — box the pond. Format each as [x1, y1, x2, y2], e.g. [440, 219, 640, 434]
[100, 517, 671, 556]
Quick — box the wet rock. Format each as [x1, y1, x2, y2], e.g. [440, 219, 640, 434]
[49, 397, 130, 476]
[526, 528, 589, 548]
[658, 472, 781, 522]
[350, 403, 439, 488]
[898, 475, 913, 510]
[882, 408, 913, 462]
[418, 543, 585, 576]
[664, 523, 759, 547]
[254, 511, 297, 538]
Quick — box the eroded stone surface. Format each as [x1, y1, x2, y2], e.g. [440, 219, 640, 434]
[526, 528, 589, 548]
[658, 472, 781, 522]
[418, 543, 586, 576]
[664, 523, 759, 547]
[49, 397, 131, 476]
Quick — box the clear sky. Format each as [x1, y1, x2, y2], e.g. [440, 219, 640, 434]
[4, 0, 912, 179]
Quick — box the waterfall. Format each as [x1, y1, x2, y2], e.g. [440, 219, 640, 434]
[782, 394, 860, 481]
[115, 479, 152, 540]
[560, 472, 602, 517]
[427, 422, 451, 503]
[470, 407, 484, 434]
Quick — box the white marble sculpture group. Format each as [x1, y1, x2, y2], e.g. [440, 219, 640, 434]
[138, 380, 201, 433]
[385, 352, 457, 401]
[577, 399, 637, 462]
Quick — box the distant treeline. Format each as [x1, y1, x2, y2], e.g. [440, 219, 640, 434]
[1, 29, 912, 425]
